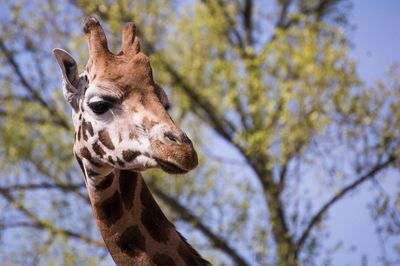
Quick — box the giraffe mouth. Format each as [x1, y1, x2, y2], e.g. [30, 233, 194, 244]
[155, 159, 188, 174]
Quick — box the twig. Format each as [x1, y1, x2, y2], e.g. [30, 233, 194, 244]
[0, 38, 70, 130]
[294, 155, 396, 257]
[0, 187, 104, 247]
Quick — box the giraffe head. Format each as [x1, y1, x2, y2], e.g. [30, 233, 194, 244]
[53, 17, 197, 176]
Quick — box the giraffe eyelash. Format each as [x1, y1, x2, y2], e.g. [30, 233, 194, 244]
[88, 100, 113, 115]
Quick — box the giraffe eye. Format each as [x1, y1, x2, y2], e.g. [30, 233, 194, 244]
[88, 101, 112, 115]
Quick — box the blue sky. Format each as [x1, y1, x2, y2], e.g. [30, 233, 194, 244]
[351, 0, 400, 85]
[326, 1, 400, 265]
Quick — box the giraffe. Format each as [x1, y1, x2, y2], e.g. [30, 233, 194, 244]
[53, 16, 210, 266]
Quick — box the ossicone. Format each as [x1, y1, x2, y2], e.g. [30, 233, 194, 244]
[121, 22, 141, 56]
[83, 16, 112, 62]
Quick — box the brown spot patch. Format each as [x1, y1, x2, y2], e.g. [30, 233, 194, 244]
[117, 157, 125, 167]
[94, 190, 123, 227]
[94, 173, 114, 191]
[86, 121, 94, 136]
[77, 125, 82, 141]
[116, 225, 146, 257]
[80, 147, 92, 160]
[92, 142, 106, 158]
[140, 183, 172, 243]
[99, 129, 115, 150]
[86, 168, 99, 177]
[152, 254, 175, 266]
[108, 155, 115, 165]
[122, 150, 140, 162]
[119, 170, 138, 210]
[82, 119, 94, 140]
[128, 131, 137, 140]
[139, 91, 147, 106]
[81, 119, 89, 141]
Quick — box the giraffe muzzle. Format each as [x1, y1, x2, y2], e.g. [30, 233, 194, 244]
[151, 134, 198, 174]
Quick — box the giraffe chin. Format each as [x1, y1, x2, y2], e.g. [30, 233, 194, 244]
[155, 158, 188, 174]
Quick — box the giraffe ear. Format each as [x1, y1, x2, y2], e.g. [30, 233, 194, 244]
[52, 48, 82, 111]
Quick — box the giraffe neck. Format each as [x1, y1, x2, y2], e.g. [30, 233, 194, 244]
[75, 156, 210, 266]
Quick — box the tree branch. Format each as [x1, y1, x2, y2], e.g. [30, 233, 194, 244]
[268, 0, 339, 43]
[1, 182, 85, 192]
[23, 153, 90, 204]
[200, 0, 246, 52]
[0, 95, 33, 102]
[0, 38, 70, 130]
[243, 0, 254, 47]
[294, 155, 396, 257]
[300, 0, 336, 21]
[0, 109, 69, 127]
[0, 221, 41, 230]
[0, 187, 104, 247]
[160, 61, 236, 142]
[276, 0, 293, 28]
[279, 162, 289, 191]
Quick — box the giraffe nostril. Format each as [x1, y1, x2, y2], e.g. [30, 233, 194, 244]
[180, 133, 192, 144]
[164, 132, 179, 143]
[164, 132, 192, 144]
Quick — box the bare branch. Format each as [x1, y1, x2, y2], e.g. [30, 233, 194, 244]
[276, 0, 293, 28]
[0, 95, 33, 102]
[200, 0, 246, 52]
[1, 182, 85, 191]
[0, 187, 104, 247]
[300, 0, 337, 21]
[0, 221, 41, 230]
[0, 38, 70, 130]
[243, 0, 254, 46]
[0, 109, 69, 127]
[268, 0, 339, 43]
[279, 162, 288, 191]
[26, 157, 90, 204]
[294, 155, 396, 257]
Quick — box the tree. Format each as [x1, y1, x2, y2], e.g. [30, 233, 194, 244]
[0, 0, 399, 265]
